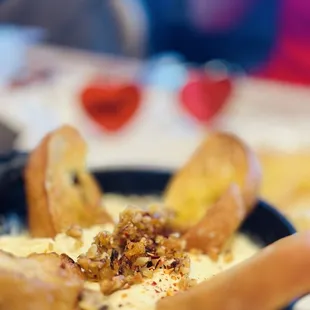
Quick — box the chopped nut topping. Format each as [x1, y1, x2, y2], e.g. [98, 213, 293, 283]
[100, 276, 127, 295]
[87, 244, 98, 259]
[178, 277, 198, 291]
[223, 249, 234, 263]
[66, 224, 83, 239]
[77, 207, 189, 295]
[207, 247, 220, 262]
[166, 289, 175, 297]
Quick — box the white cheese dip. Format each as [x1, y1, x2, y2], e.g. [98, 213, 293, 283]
[0, 194, 260, 310]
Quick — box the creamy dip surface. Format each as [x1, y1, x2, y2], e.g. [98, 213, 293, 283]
[0, 194, 260, 310]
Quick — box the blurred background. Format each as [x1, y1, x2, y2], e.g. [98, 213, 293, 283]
[1, 0, 310, 230]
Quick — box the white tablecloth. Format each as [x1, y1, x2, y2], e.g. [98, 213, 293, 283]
[2, 45, 310, 169]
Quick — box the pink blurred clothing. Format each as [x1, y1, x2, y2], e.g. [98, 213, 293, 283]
[190, 0, 310, 85]
[260, 0, 310, 84]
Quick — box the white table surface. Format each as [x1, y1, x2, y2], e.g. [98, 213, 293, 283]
[2, 45, 310, 169]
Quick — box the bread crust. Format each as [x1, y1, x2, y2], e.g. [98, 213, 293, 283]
[0, 250, 83, 310]
[183, 184, 246, 257]
[157, 232, 310, 310]
[25, 125, 112, 237]
[164, 132, 261, 231]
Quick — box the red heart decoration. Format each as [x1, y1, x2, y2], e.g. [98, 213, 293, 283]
[180, 72, 232, 123]
[80, 83, 141, 132]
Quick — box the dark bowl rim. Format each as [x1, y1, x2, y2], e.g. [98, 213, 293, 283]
[0, 152, 297, 236]
[91, 167, 297, 234]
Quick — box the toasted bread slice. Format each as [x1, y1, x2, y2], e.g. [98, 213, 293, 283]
[0, 250, 83, 310]
[28, 252, 85, 280]
[164, 132, 261, 231]
[157, 232, 310, 310]
[183, 184, 246, 258]
[25, 125, 112, 237]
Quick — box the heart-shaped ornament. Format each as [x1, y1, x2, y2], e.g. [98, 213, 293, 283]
[180, 71, 232, 123]
[80, 82, 141, 132]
